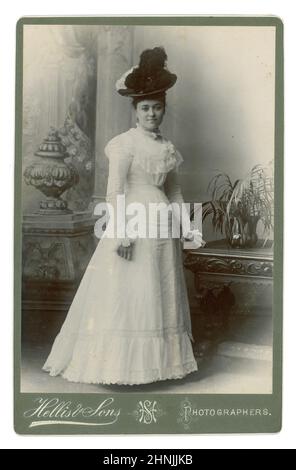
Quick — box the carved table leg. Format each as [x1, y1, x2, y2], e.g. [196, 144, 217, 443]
[193, 275, 236, 357]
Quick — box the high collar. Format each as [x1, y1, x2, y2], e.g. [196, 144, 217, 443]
[135, 123, 162, 140]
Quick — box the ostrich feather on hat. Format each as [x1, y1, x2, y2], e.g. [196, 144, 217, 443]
[116, 47, 177, 97]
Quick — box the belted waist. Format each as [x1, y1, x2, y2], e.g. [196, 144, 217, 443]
[126, 182, 165, 192]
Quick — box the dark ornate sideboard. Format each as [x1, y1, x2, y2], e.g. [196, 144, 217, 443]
[22, 212, 97, 344]
[184, 239, 273, 356]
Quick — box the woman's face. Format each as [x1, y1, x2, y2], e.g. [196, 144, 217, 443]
[135, 99, 165, 132]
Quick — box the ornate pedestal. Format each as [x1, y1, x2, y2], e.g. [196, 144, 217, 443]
[184, 239, 273, 358]
[22, 212, 97, 343]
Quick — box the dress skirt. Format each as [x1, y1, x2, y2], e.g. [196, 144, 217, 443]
[43, 186, 198, 385]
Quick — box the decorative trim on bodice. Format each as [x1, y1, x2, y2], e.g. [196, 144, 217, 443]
[129, 126, 184, 175]
[104, 126, 184, 176]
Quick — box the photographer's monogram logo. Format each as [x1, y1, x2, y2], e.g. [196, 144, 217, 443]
[131, 400, 165, 424]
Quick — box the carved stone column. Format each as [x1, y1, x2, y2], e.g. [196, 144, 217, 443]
[91, 26, 134, 207]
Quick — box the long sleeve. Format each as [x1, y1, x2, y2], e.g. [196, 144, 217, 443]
[164, 166, 190, 238]
[105, 136, 132, 204]
[104, 134, 133, 244]
[164, 166, 185, 205]
[164, 166, 204, 246]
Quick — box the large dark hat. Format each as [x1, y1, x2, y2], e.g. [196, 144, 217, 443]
[116, 47, 177, 97]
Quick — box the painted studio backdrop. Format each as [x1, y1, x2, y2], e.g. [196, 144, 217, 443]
[21, 24, 275, 394]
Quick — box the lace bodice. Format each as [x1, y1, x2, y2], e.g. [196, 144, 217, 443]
[104, 124, 185, 205]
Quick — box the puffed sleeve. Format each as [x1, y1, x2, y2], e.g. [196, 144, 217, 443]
[105, 134, 133, 203]
[104, 133, 134, 245]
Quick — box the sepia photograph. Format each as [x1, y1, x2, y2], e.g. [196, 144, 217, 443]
[20, 22, 275, 397]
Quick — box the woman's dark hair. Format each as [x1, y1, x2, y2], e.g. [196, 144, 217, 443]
[131, 92, 166, 109]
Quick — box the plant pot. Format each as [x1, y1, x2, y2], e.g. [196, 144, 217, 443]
[243, 216, 259, 247]
[226, 216, 259, 248]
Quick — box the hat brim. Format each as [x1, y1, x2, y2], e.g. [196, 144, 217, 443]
[117, 77, 177, 97]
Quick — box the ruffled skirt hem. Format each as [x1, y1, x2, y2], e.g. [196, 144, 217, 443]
[42, 331, 198, 386]
[43, 361, 198, 386]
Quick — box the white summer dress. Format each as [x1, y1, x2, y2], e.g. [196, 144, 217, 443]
[43, 123, 198, 385]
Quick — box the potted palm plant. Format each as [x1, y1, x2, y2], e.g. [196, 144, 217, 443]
[201, 163, 274, 248]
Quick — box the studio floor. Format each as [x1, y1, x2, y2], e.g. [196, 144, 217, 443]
[21, 341, 272, 394]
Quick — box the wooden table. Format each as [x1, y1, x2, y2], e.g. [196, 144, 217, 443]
[183, 239, 273, 356]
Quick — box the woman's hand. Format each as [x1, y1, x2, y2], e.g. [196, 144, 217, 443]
[181, 229, 206, 249]
[117, 243, 133, 261]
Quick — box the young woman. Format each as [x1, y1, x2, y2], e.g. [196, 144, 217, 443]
[43, 47, 202, 385]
